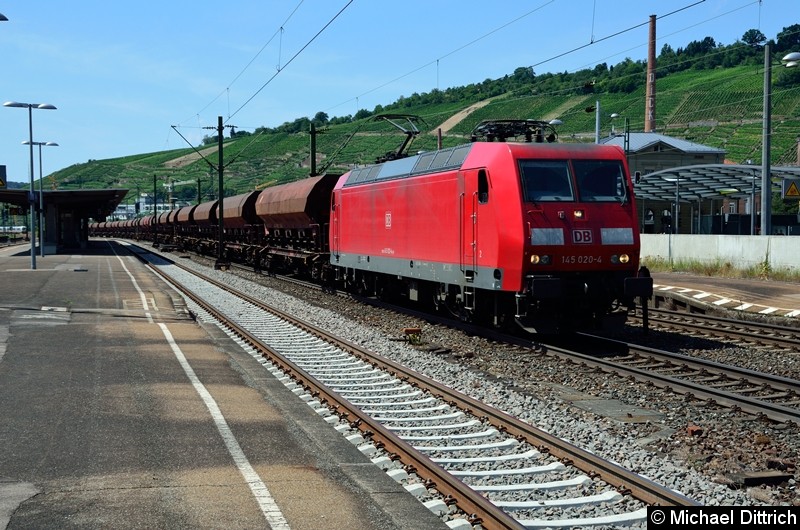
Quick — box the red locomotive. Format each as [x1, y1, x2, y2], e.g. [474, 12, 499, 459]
[92, 119, 652, 333]
[331, 120, 651, 332]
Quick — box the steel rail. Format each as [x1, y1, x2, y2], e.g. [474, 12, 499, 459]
[584, 333, 800, 393]
[549, 335, 800, 425]
[629, 309, 800, 350]
[143, 260, 528, 530]
[147, 257, 699, 511]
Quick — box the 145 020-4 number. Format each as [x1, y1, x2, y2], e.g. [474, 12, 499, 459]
[561, 255, 602, 264]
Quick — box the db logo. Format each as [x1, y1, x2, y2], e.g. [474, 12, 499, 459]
[385, 211, 392, 229]
[572, 229, 593, 244]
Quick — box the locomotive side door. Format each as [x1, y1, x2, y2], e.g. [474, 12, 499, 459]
[459, 169, 480, 283]
[330, 191, 341, 259]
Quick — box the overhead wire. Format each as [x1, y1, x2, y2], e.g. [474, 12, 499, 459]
[226, 0, 354, 124]
[568, 0, 761, 75]
[323, 0, 708, 117]
[409, 1, 789, 135]
[176, 0, 306, 127]
[168, 1, 351, 165]
[171, 0, 787, 180]
[325, 0, 557, 114]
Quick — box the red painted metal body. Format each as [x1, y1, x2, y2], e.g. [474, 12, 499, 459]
[331, 141, 650, 331]
[333, 143, 639, 285]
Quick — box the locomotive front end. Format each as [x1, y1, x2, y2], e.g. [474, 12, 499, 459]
[514, 145, 652, 332]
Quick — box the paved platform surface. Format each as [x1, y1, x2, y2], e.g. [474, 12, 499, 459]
[650, 271, 800, 320]
[0, 242, 446, 530]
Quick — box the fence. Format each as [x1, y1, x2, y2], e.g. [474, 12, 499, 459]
[640, 234, 800, 271]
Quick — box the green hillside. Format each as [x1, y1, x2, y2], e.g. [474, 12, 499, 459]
[48, 30, 800, 206]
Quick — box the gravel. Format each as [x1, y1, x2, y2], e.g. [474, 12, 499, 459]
[166, 249, 799, 508]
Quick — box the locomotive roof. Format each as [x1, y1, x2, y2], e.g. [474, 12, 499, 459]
[344, 144, 474, 187]
[342, 142, 623, 187]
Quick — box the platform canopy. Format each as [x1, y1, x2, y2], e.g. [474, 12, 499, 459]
[0, 188, 127, 219]
[633, 164, 800, 202]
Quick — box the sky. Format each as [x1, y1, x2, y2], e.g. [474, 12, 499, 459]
[0, 0, 795, 184]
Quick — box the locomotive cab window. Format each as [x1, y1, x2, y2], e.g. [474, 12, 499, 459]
[519, 160, 573, 202]
[478, 169, 489, 204]
[573, 160, 627, 203]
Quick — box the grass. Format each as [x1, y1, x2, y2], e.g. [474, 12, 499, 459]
[641, 256, 800, 283]
[44, 60, 800, 198]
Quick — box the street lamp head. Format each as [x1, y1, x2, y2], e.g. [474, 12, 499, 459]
[4, 101, 57, 110]
[21, 140, 59, 147]
[782, 52, 800, 68]
[0, 13, 8, 21]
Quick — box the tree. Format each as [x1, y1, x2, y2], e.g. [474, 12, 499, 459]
[512, 66, 535, 83]
[658, 43, 681, 74]
[592, 63, 608, 77]
[312, 111, 329, 125]
[684, 36, 717, 57]
[775, 64, 800, 89]
[741, 29, 766, 46]
[776, 24, 800, 53]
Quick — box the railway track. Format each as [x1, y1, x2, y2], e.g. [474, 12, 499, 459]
[544, 334, 800, 425]
[628, 308, 800, 351]
[127, 244, 699, 529]
[196, 251, 800, 425]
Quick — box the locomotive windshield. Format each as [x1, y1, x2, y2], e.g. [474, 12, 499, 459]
[519, 160, 574, 202]
[573, 160, 627, 203]
[519, 159, 627, 203]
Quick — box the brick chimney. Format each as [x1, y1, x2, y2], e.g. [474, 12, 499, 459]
[645, 15, 657, 132]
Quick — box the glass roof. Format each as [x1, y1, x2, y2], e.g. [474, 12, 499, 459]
[634, 164, 800, 202]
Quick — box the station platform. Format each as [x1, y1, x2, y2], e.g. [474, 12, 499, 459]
[0, 242, 447, 530]
[650, 271, 800, 320]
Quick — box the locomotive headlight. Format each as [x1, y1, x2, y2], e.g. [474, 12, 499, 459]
[530, 254, 552, 265]
[611, 255, 619, 264]
[573, 209, 585, 219]
[530, 254, 541, 264]
[540, 255, 552, 265]
[619, 253, 630, 263]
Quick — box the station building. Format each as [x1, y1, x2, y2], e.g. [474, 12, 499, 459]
[600, 132, 800, 235]
[0, 188, 126, 251]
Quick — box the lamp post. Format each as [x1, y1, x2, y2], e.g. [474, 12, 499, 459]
[751, 171, 757, 236]
[594, 100, 601, 143]
[610, 113, 620, 135]
[23, 140, 58, 257]
[762, 43, 773, 236]
[761, 45, 800, 236]
[662, 176, 685, 263]
[586, 102, 620, 143]
[4, 101, 57, 269]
